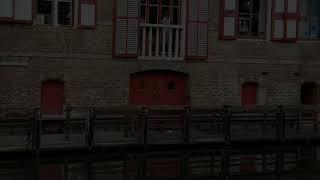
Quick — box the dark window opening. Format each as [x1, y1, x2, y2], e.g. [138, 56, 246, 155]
[301, 82, 317, 105]
[58, 1, 72, 25]
[37, 0, 54, 25]
[239, 0, 267, 38]
[168, 81, 176, 91]
[137, 80, 145, 91]
[299, 0, 320, 39]
[37, 0, 73, 25]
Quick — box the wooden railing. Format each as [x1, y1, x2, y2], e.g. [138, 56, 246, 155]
[1, 105, 320, 152]
[139, 23, 184, 60]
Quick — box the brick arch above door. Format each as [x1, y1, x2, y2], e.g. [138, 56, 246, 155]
[129, 70, 189, 106]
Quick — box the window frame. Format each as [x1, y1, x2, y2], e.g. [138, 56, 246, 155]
[0, 0, 34, 24]
[137, 0, 186, 60]
[35, 0, 74, 26]
[237, 0, 268, 39]
[298, 0, 320, 41]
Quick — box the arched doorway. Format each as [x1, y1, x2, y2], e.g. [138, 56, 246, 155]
[129, 70, 188, 106]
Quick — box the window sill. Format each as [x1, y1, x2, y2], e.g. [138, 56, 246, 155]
[138, 56, 184, 61]
[237, 36, 266, 41]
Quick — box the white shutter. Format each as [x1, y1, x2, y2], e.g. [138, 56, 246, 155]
[14, 0, 33, 22]
[0, 0, 13, 19]
[285, 0, 298, 40]
[187, 0, 208, 59]
[272, 0, 285, 40]
[114, 0, 139, 57]
[79, 0, 96, 27]
[220, 0, 238, 39]
[272, 0, 298, 41]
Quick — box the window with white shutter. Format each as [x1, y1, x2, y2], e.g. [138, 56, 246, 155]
[113, 0, 139, 58]
[271, 0, 299, 41]
[220, 0, 267, 40]
[138, 0, 187, 60]
[186, 0, 208, 60]
[0, 0, 33, 23]
[79, 0, 96, 27]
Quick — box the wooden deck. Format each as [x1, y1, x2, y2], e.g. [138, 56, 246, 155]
[1, 105, 320, 152]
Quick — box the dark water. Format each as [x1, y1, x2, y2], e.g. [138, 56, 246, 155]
[1, 146, 320, 180]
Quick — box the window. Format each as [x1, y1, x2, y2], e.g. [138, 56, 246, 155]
[0, 0, 33, 23]
[168, 81, 176, 91]
[241, 82, 258, 107]
[220, 0, 267, 39]
[301, 82, 317, 105]
[37, 0, 73, 26]
[238, 0, 267, 38]
[138, 0, 184, 59]
[299, 0, 320, 39]
[114, 0, 208, 60]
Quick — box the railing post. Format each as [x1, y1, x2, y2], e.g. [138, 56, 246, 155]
[276, 149, 284, 180]
[223, 105, 231, 144]
[142, 107, 149, 146]
[184, 106, 191, 144]
[64, 105, 71, 141]
[314, 109, 318, 133]
[222, 149, 230, 180]
[277, 105, 285, 142]
[296, 111, 302, 134]
[88, 107, 95, 150]
[32, 108, 40, 154]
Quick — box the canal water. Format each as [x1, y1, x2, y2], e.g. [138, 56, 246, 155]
[1, 145, 320, 180]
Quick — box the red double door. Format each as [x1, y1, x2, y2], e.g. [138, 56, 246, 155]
[130, 71, 187, 106]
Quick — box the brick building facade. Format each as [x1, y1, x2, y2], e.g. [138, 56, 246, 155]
[0, 0, 320, 112]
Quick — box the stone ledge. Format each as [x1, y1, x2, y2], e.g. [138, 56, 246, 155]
[0, 56, 30, 66]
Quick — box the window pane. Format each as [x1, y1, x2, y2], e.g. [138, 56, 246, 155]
[38, 0, 53, 25]
[310, 0, 320, 38]
[239, 0, 266, 37]
[149, 6, 158, 24]
[58, 1, 72, 25]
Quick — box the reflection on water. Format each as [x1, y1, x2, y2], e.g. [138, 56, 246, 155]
[1, 146, 320, 180]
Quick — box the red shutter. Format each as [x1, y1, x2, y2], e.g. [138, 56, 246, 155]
[79, 0, 96, 28]
[41, 81, 64, 115]
[219, 0, 238, 40]
[272, 0, 298, 41]
[242, 82, 258, 107]
[186, 0, 209, 60]
[113, 0, 139, 58]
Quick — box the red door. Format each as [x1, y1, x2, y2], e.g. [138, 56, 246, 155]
[130, 71, 187, 106]
[241, 82, 258, 107]
[39, 164, 63, 180]
[41, 81, 64, 114]
[301, 82, 317, 105]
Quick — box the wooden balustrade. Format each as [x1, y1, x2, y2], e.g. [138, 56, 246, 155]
[1, 105, 320, 152]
